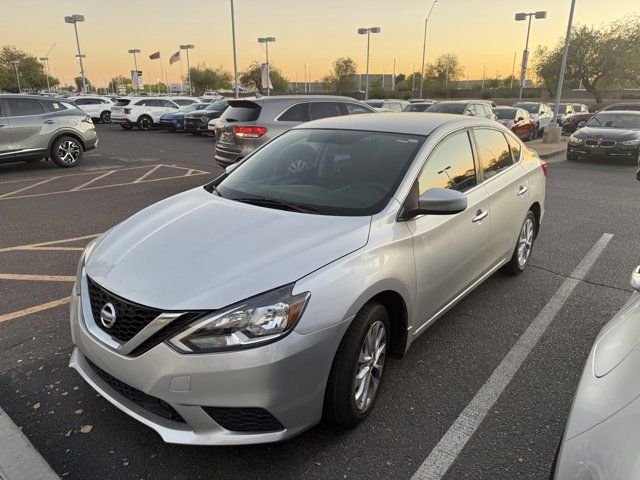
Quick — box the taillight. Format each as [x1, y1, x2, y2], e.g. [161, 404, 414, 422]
[234, 126, 267, 138]
[540, 160, 548, 178]
[124, 107, 132, 114]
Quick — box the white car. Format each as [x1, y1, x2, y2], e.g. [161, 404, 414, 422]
[111, 97, 180, 131]
[68, 96, 114, 124]
[166, 96, 201, 107]
[513, 102, 554, 137]
[200, 91, 223, 101]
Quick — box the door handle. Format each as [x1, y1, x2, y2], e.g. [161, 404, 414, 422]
[44, 119, 56, 125]
[516, 185, 528, 196]
[472, 210, 488, 223]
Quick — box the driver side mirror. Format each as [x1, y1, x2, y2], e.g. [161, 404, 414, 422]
[577, 121, 586, 129]
[401, 188, 468, 220]
[631, 266, 640, 291]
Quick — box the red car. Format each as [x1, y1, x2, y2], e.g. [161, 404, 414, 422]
[493, 107, 536, 141]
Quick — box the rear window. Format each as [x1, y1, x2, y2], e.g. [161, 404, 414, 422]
[426, 103, 466, 114]
[114, 99, 131, 106]
[279, 103, 310, 122]
[220, 101, 261, 122]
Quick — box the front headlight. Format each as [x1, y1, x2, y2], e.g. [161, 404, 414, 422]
[569, 135, 583, 144]
[168, 285, 310, 353]
[620, 139, 640, 146]
[73, 238, 98, 295]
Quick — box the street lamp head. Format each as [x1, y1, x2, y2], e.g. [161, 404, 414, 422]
[266, 37, 276, 42]
[180, 44, 194, 50]
[515, 12, 527, 21]
[64, 14, 84, 23]
[357, 28, 368, 34]
[128, 49, 140, 54]
[535, 11, 547, 19]
[10, 60, 20, 66]
[370, 27, 381, 33]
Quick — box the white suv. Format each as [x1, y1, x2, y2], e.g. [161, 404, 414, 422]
[69, 96, 114, 124]
[111, 97, 180, 131]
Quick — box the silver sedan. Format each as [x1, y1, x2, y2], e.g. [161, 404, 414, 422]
[69, 113, 546, 445]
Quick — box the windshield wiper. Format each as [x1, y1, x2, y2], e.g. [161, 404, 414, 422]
[233, 197, 317, 213]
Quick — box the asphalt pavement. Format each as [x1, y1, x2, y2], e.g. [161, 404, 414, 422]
[0, 124, 638, 480]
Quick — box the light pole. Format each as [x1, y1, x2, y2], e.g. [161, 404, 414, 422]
[481, 65, 486, 91]
[419, 0, 438, 99]
[510, 50, 517, 89]
[392, 58, 397, 91]
[11, 60, 21, 93]
[128, 49, 140, 94]
[180, 44, 195, 95]
[257, 37, 276, 96]
[64, 14, 87, 94]
[357, 26, 381, 100]
[304, 63, 309, 93]
[515, 10, 547, 102]
[39, 57, 51, 91]
[410, 64, 416, 92]
[551, 0, 577, 126]
[230, 0, 239, 98]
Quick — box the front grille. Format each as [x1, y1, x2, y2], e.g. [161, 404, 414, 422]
[203, 407, 284, 432]
[600, 140, 616, 147]
[85, 357, 186, 424]
[585, 139, 599, 146]
[87, 277, 162, 343]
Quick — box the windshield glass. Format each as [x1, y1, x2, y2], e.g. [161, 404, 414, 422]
[213, 129, 425, 216]
[426, 103, 466, 114]
[550, 104, 567, 113]
[206, 100, 228, 111]
[493, 108, 517, 120]
[513, 103, 538, 114]
[180, 104, 198, 113]
[403, 104, 431, 112]
[586, 112, 640, 129]
[365, 100, 384, 108]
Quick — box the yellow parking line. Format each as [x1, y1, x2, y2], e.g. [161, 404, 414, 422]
[0, 274, 75, 282]
[0, 176, 59, 199]
[0, 233, 101, 254]
[70, 170, 116, 191]
[19, 246, 85, 252]
[133, 165, 162, 183]
[0, 297, 71, 324]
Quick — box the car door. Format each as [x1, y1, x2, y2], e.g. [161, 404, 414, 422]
[406, 129, 491, 327]
[513, 109, 528, 138]
[472, 127, 529, 263]
[0, 99, 15, 163]
[4, 97, 49, 158]
[161, 100, 180, 119]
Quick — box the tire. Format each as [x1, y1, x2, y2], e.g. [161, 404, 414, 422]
[50, 135, 83, 168]
[503, 210, 536, 275]
[137, 115, 153, 131]
[324, 301, 390, 427]
[99, 111, 111, 124]
[121, 123, 133, 130]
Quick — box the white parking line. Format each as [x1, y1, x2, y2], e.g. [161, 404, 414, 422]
[411, 233, 613, 480]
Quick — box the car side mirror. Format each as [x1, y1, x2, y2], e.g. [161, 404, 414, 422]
[225, 163, 240, 174]
[631, 266, 640, 291]
[577, 121, 586, 129]
[402, 188, 467, 220]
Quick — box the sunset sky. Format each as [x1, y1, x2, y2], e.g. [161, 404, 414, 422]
[2, 0, 638, 87]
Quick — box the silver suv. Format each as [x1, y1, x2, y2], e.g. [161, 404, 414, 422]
[214, 95, 375, 167]
[0, 95, 98, 168]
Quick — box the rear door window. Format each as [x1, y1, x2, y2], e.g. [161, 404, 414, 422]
[309, 102, 343, 120]
[344, 103, 373, 115]
[278, 103, 310, 122]
[114, 99, 131, 107]
[474, 128, 514, 179]
[6, 98, 45, 116]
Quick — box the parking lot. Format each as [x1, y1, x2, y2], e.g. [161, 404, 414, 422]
[0, 123, 638, 480]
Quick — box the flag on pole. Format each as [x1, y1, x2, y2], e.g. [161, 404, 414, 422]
[149, 51, 160, 60]
[261, 63, 273, 89]
[169, 51, 180, 65]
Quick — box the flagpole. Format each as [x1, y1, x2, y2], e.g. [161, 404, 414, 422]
[159, 54, 165, 94]
[179, 55, 184, 94]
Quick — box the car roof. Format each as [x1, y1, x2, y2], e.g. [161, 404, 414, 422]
[250, 95, 359, 104]
[296, 112, 496, 136]
[596, 109, 640, 115]
[494, 106, 517, 110]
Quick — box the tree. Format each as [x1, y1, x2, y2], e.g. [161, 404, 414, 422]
[424, 53, 463, 91]
[240, 61, 288, 94]
[188, 64, 232, 95]
[323, 57, 357, 94]
[0, 46, 58, 92]
[74, 76, 91, 92]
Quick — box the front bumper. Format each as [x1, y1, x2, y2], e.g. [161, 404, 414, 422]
[159, 119, 184, 130]
[83, 129, 98, 151]
[567, 143, 639, 162]
[184, 118, 209, 132]
[69, 276, 348, 445]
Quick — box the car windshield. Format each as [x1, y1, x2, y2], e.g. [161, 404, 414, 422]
[180, 104, 198, 112]
[572, 104, 584, 111]
[205, 100, 228, 111]
[493, 108, 517, 120]
[403, 104, 431, 112]
[365, 100, 384, 108]
[513, 103, 538, 114]
[426, 103, 466, 114]
[212, 129, 425, 216]
[550, 105, 568, 113]
[586, 112, 640, 129]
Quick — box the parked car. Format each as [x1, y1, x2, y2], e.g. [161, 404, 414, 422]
[571, 103, 589, 114]
[111, 97, 180, 131]
[214, 95, 375, 167]
[364, 99, 410, 112]
[201, 91, 224, 101]
[166, 96, 201, 107]
[512, 102, 554, 137]
[68, 96, 114, 123]
[549, 103, 575, 124]
[159, 103, 212, 132]
[600, 102, 640, 112]
[553, 266, 640, 479]
[567, 110, 640, 163]
[402, 101, 435, 112]
[562, 112, 594, 134]
[184, 100, 229, 135]
[493, 107, 536, 141]
[0, 94, 97, 167]
[69, 113, 545, 445]
[426, 100, 497, 120]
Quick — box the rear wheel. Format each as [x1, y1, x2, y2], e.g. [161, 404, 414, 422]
[137, 115, 153, 131]
[324, 301, 390, 427]
[99, 111, 111, 123]
[503, 211, 536, 275]
[50, 135, 83, 168]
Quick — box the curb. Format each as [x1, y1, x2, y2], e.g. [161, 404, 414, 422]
[0, 406, 60, 480]
[537, 149, 566, 160]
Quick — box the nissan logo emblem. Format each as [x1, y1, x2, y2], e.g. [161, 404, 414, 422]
[100, 303, 117, 329]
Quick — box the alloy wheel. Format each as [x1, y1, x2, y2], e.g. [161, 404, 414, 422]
[57, 140, 80, 165]
[354, 320, 387, 412]
[139, 117, 152, 130]
[517, 218, 534, 267]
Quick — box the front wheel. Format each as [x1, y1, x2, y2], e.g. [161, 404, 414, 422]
[503, 211, 536, 275]
[137, 115, 153, 131]
[99, 111, 111, 123]
[50, 135, 83, 168]
[324, 301, 390, 427]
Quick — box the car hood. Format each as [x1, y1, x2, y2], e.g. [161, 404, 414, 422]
[573, 126, 640, 140]
[85, 187, 371, 310]
[160, 113, 185, 120]
[186, 110, 223, 119]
